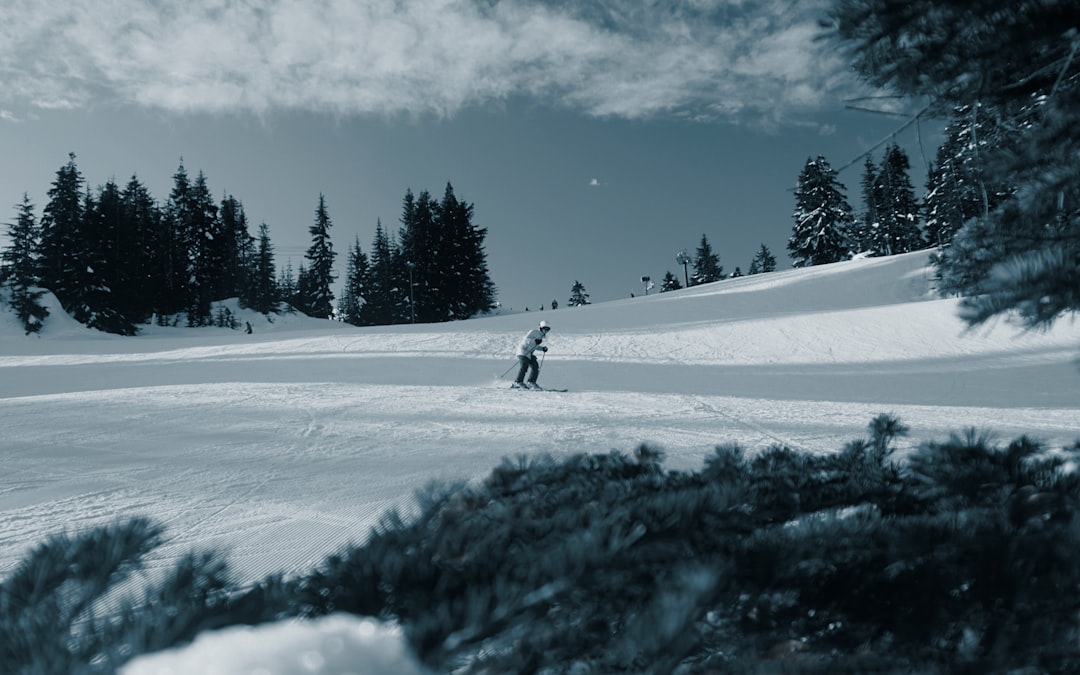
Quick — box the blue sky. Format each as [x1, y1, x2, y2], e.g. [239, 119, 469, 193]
[0, 0, 939, 310]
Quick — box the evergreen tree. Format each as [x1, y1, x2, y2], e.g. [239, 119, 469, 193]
[118, 175, 161, 324]
[435, 183, 497, 320]
[871, 144, 924, 256]
[246, 223, 278, 314]
[659, 270, 682, 292]
[218, 194, 253, 301]
[81, 180, 136, 334]
[2, 194, 49, 333]
[300, 194, 337, 319]
[160, 163, 194, 321]
[37, 153, 88, 318]
[568, 280, 590, 306]
[851, 155, 881, 254]
[829, 0, 1079, 328]
[359, 219, 401, 326]
[397, 189, 438, 322]
[923, 104, 1011, 248]
[691, 234, 723, 284]
[186, 171, 223, 326]
[789, 155, 854, 267]
[277, 260, 298, 310]
[337, 236, 369, 326]
[748, 244, 777, 275]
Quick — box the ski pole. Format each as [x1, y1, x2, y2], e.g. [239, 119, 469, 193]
[498, 361, 518, 379]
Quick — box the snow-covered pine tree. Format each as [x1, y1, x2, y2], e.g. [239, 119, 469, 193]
[873, 144, 924, 256]
[924, 104, 1012, 249]
[300, 194, 337, 319]
[748, 243, 776, 274]
[659, 270, 682, 292]
[852, 155, 881, 254]
[568, 280, 590, 306]
[692, 233, 724, 284]
[788, 156, 853, 267]
[2, 194, 49, 333]
[829, 0, 1079, 329]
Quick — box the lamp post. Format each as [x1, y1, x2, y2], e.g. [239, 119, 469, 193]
[406, 260, 416, 324]
[675, 250, 691, 288]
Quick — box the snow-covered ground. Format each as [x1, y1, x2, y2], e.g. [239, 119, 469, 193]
[2, 250, 1079, 670]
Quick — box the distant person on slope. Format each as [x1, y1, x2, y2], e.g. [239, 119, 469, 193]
[512, 320, 550, 389]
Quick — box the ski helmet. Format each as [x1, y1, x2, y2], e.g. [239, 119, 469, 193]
[539, 320, 550, 330]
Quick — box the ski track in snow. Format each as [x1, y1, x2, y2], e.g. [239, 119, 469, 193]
[1, 251, 1078, 587]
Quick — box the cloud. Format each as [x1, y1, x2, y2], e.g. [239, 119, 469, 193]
[0, 0, 860, 126]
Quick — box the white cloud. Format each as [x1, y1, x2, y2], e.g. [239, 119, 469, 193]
[0, 0, 860, 126]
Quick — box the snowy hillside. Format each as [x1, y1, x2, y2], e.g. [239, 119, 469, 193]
[1, 249, 1078, 592]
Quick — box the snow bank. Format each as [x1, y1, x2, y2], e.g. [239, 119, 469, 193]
[120, 614, 430, 675]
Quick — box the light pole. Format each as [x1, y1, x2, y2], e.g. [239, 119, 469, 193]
[675, 250, 691, 288]
[406, 260, 415, 324]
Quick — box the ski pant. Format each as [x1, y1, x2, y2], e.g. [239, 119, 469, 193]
[515, 354, 540, 384]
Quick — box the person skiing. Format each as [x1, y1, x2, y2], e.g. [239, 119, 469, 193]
[513, 320, 551, 389]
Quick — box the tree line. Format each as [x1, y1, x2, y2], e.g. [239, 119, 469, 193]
[337, 186, 497, 326]
[567, 238, 779, 307]
[0, 154, 497, 334]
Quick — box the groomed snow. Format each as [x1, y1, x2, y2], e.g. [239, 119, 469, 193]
[2, 250, 1078, 670]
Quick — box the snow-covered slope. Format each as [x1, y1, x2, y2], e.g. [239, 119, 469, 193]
[1, 250, 1078, 588]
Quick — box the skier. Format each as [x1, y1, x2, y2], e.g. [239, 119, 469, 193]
[512, 320, 551, 389]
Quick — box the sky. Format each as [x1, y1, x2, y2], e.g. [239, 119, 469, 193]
[2, 250, 1079, 670]
[0, 0, 942, 309]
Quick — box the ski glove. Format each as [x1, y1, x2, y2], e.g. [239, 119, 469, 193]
[541, 346, 548, 352]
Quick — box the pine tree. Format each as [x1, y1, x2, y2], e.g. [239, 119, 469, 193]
[659, 270, 682, 292]
[37, 153, 88, 318]
[300, 194, 337, 319]
[246, 223, 278, 314]
[277, 260, 298, 310]
[872, 144, 924, 256]
[337, 237, 369, 326]
[359, 219, 401, 326]
[2, 194, 49, 333]
[923, 104, 1011, 248]
[435, 183, 497, 320]
[789, 155, 854, 267]
[568, 280, 590, 306]
[829, 0, 1079, 328]
[118, 175, 161, 324]
[692, 234, 724, 284]
[218, 194, 252, 301]
[852, 155, 881, 255]
[81, 180, 135, 334]
[748, 244, 776, 274]
[398, 189, 439, 322]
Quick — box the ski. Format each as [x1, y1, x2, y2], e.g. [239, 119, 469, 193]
[508, 384, 567, 392]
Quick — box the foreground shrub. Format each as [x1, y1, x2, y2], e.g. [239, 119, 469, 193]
[3, 416, 1079, 673]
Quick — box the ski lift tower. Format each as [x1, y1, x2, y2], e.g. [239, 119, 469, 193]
[675, 250, 692, 288]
